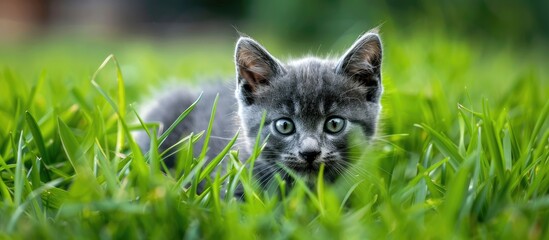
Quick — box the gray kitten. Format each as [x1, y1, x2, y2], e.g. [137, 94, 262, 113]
[136, 30, 383, 193]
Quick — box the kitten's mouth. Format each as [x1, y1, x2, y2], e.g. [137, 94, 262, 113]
[283, 158, 344, 183]
[285, 161, 336, 184]
[286, 162, 322, 175]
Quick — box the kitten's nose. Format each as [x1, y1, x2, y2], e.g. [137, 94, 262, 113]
[299, 150, 321, 163]
[299, 137, 320, 163]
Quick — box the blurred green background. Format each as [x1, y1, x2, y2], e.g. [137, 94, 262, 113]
[1, 0, 548, 62]
[3, 0, 548, 43]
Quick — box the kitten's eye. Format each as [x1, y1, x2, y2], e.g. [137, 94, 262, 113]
[324, 117, 346, 134]
[274, 118, 295, 135]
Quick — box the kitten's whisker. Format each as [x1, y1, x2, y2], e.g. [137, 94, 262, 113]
[208, 136, 237, 141]
[373, 133, 409, 139]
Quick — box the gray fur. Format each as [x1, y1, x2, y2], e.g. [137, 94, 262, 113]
[134, 84, 238, 168]
[136, 31, 383, 193]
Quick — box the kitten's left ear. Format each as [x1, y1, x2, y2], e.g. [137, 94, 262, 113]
[336, 31, 383, 102]
[235, 37, 285, 105]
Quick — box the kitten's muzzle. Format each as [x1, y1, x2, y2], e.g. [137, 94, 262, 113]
[299, 137, 321, 163]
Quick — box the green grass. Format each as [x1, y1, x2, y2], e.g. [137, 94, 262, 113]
[0, 29, 548, 239]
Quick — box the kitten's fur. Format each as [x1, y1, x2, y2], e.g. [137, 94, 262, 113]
[136, 30, 383, 193]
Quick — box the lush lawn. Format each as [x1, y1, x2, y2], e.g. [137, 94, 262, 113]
[0, 29, 548, 239]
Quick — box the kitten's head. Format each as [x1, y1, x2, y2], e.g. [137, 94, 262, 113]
[234, 31, 382, 184]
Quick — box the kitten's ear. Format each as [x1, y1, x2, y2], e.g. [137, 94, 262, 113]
[235, 37, 284, 104]
[336, 31, 383, 102]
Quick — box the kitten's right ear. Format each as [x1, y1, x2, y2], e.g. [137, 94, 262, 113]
[336, 31, 383, 102]
[235, 37, 284, 104]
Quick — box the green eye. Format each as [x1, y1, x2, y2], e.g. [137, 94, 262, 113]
[274, 118, 295, 135]
[324, 117, 345, 134]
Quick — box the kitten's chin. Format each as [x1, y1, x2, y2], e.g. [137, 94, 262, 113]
[301, 173, 319, 185]
[285, 162, 328, 183]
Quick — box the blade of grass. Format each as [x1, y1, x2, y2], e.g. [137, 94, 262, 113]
[13, 131, 24, 206]
[158, 93, 203, 146]
[94, 140, 119, 195]
[316, 163, 326, 216]
[481, 99, 505, 180]
[25, 112, 50, 164]
[248, 111, 268, 178]
[160, 132, 203, 162]
[198, 94, 219, 161]
[91, 67, 147, 180]
[7, 178, 63, 232]
[90, 54, 126, 162]
[415, 123, 464, 169]
[526, 99, 549, 159]
[57, 117, 88, 174]
[149, 127, 161, 178]
[0, 154, 13, 205]
[198, 131, 239, 182]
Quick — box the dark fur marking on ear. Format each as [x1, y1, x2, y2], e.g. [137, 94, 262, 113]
[241, 83, 255, 105]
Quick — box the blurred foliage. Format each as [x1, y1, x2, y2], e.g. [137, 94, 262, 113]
[141, 0, 249, 22]
[82, 0, 548, 45]
[245, 0, 548, 45]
